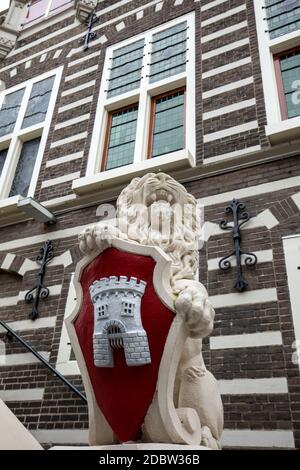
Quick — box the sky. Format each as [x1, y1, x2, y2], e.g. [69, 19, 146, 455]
[0, 1, 10, 13]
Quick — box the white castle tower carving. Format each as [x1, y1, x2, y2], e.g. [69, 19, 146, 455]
[90, 276, 151, 367]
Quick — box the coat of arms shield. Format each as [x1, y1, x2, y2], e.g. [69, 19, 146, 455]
[66, 237, 189, 444]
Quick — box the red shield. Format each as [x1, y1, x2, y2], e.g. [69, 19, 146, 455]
[74, 247, 175, 443]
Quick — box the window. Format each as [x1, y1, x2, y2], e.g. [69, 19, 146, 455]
[265, 0, 300, 39]
[148, 89, 185, 158]
[102, 105, 139, 171]
[275, 48, 300, 119]
[121, 301, 134, 316]
[86, 13, 195, 177]
[0, 69, 62, 201]
[23, 0, 73, 26]
[254, 1, 300, 142]
[97, 304, 108, 318]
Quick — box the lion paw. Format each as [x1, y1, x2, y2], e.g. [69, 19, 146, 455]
[175, 285, 214, 338]
[201, 426, 221, 450]
[79, 224, 118, 254]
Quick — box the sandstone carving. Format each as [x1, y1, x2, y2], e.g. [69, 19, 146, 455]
[78, 173, 223, 449]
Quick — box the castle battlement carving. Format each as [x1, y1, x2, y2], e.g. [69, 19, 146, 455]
[90, 276, 147, 300]
[90, 276, 151, 368]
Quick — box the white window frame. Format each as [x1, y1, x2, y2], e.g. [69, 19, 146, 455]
[0, 66, 63, 204]
[75, 13, 195, 192]
[254, 0, 300, 142]
[22, 0, 74, 29]
[56, 274, 80, 376]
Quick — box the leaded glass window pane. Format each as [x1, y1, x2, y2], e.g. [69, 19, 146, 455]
[0, 149, 8, 178]
[9, 138, 41, 197]
[265, 0, 300, 39]
[149, 22, 187, 83]
[107, 40, 145, 98]
[22, 76, 55, 129]
[105, 106, 138, 170]
[279, 50, 300, 118]
[151, 90, 185, 158]
[0, 89, 25, 138]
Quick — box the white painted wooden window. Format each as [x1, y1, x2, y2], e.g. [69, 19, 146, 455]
[86, 12, 195, 176]
[56, 274, 80, 376]
[255, 1, 300, 141]
[23, 0, 73, 27]
[0, 67, 63, 201]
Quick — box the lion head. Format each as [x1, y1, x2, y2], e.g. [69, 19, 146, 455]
[116, 173, 200, 289]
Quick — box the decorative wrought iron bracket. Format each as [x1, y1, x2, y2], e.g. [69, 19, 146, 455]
[218, 199, 257, 292]
[25, 240, 54, 320]
[79, 9, 98, 51]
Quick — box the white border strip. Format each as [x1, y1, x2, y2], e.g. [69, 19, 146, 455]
[210, 331, 282, 350]
[0, 317, 56, 334]
[200, 176, 300, 207]
[202, 57, 252, 79]
[207, 249, 273, 270]
[0, 352, 50, 366]
[203, 121, 258, 143]
[0, 388, 44, 402]
[201, 21, 247, 43]
[41, 172, 81, 189]
[221, 429, 295, 448]
[202, 38, 249, 61]
[203, 98, 256, 120]
[202, 5, 246, 27]
[46, 152, 84, 168]
[203, 77, 253, 99]
[210, 288, 277, 308]
[219, 377, 288, 395]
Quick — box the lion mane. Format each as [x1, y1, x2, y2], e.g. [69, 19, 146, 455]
[116, 173, 201, 291]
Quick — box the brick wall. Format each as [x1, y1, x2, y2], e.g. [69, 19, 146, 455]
[0, 0, 300, 449]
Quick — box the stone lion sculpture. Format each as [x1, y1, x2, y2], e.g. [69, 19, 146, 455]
[79, 172, 223, 449]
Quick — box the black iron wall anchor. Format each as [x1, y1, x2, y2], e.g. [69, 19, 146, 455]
[25, 240, 54, 320]
[218, 199, 257, 292]
[79, 9, 98, 51]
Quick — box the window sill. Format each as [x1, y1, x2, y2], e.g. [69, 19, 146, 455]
[269, 29, 300, 54]
[72, 149, 194, 196]
[0, 195, 23, 217]
[266, 116, 300, 144]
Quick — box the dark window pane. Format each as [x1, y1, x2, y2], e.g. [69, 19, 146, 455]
[22, 76, 55, 128]
[150, 22, 187, 83]
[0, 148, 8, 177]
[279, 49, 300, 118]
[265, 0, 300, 39]
[107, 40, 145, 98]
[105, 106, 138, 170]
[151, 90, 185, 158]
[9, 138, 41, 197]
[0, 88, 25, 137]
